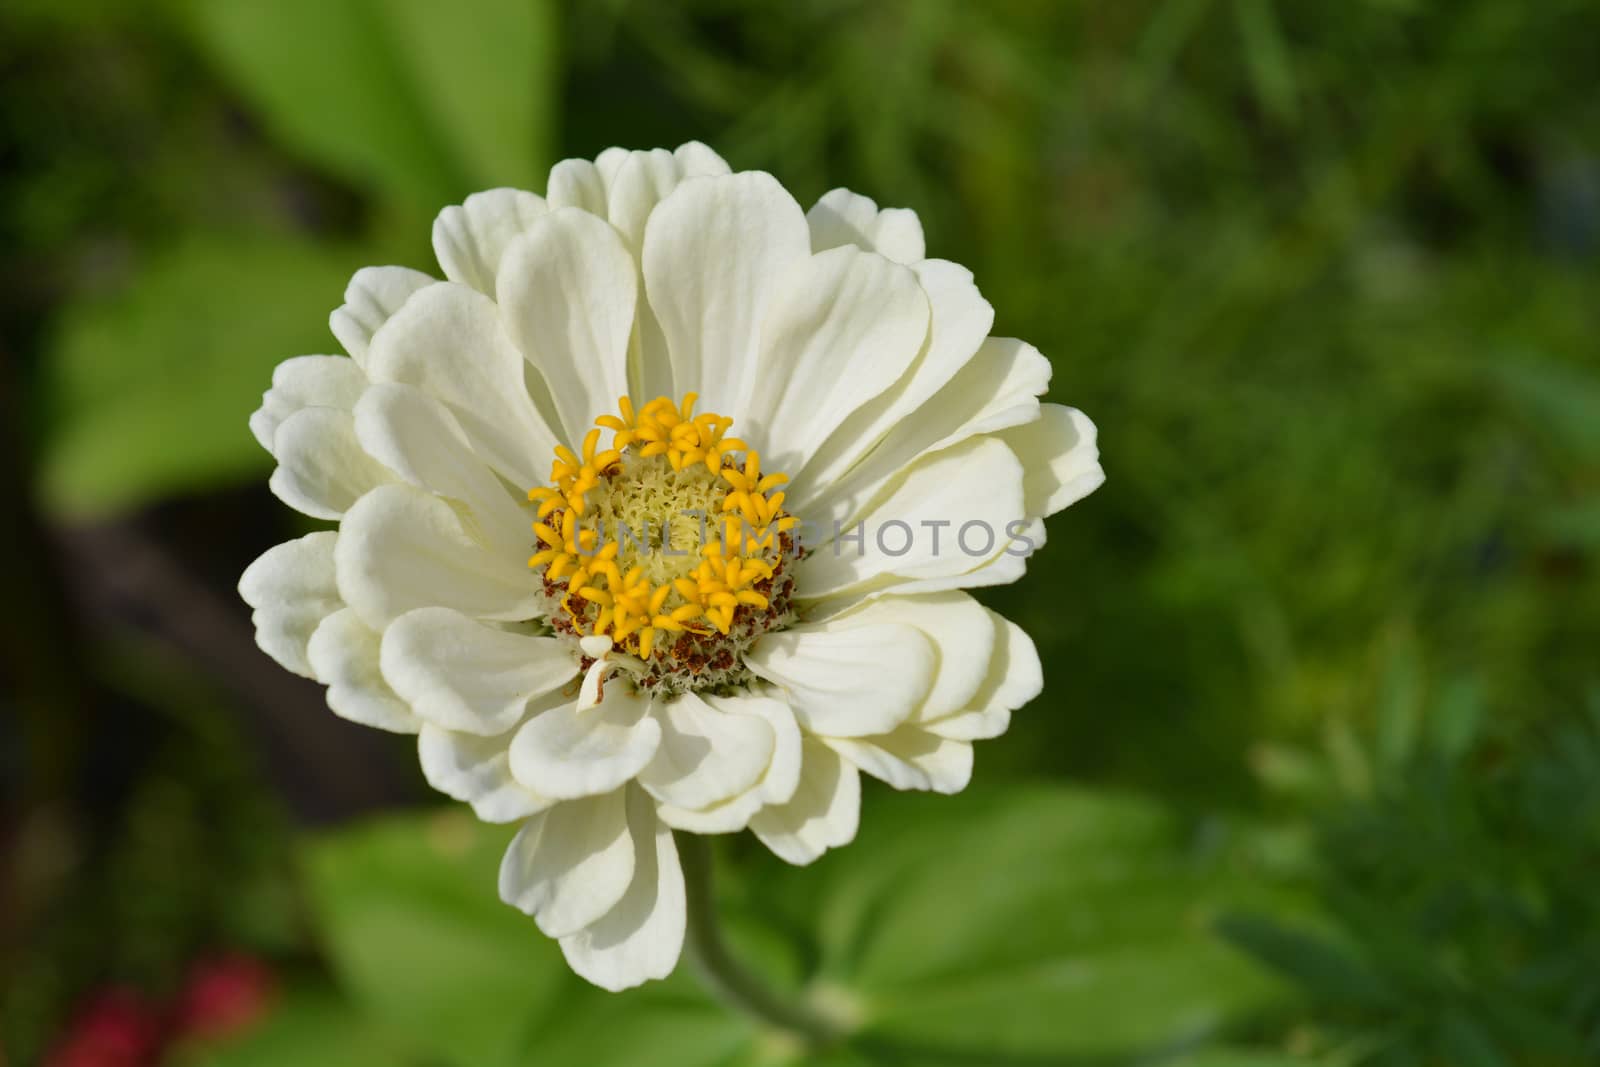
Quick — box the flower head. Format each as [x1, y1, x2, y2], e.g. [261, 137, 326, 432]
[240, 142, 1103, 991]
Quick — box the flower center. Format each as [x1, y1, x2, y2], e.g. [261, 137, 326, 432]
[527, 394, 799, 695]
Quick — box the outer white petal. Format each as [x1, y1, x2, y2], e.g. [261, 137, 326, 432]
[335, 484, 539, 630]
[641, 171, 810, 415]
[249, 354, 368, 453]
[745, 622, 934, 738]
[545, 151, 620, 215]
[638, 690, 775, 812]
[920, 611, 1041, 740]
[305, 608, 420, 733]
[268, 408, 395, 520]
[805, 188, 925, 264]
[380, 608, 578, 735]
[509, 686, 661, 800]
[238, 532, 341, 679]
[749, 738, 860, 865]
[743, 245, 929, 474]
[605, 143, 732, 252]
[606, 142, 733, 400]
[500, 209, 636, 441]
[824, 729, 973, 794]
[672, 141, 730, 178]
[418, 723, 553, 823]
[365, 282, 558, 488]
[997, 404, 1105, 518]
[329, 267, 434, 368]
[352, 383, 529, 554]
[795, 436, 1029, 600]
[432, 188, 548, 295]
[559, 785, 685, 991]
[817, 592, 994, 724]
[499, 790, 634, 938]
[652, 693, 801, 833]
[923, 706, 1011, 741]
[793, 260, 995, 513]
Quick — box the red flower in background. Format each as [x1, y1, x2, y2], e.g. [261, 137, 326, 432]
[43, 954, 275, 1067]
[170, 954, 276, 1043]
[43, 989, 163, 1067]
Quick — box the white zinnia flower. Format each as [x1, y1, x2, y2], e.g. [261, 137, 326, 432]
[240, 142, 1102, 992]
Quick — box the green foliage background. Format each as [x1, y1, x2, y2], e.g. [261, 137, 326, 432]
[1, 1, 1596, 1065]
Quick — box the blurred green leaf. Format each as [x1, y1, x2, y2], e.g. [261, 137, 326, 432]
[181, 0, 557, 210]
[1166, 1050, 1320, 1067]
[176, 983, 410, 1067]
[769, 786, 1292, 1060]
[302, 811, 565, 1067]
[1231, 0, 1299, 122]
[39, 235, 359, 516]
[1214, 915, 1385, 1009]
[1492, 358, 1600, 456]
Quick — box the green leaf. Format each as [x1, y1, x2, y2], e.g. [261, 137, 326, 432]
[39, 235, 360, 516]
[1491, 358, 1600, 456]
[302, 810, 568, 1067]
[1214, 913, 1387, 1009]
[175, 983, 411, 1067]
[181, 0, 557, 210]
[754, 786, 1294, 1061]
[1166, 1050, 1321, 1067]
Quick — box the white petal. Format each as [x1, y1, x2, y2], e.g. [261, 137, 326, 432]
[559, 785, 685, 991]
[509, 685, 661, 800]
[641, 171, 810, 415]
[605, 144, 731, 253]
[745, 621, 934, 737]
[825, 729, 973, 794]
[499, 209, 636, 441]
[546, 158, 608, 215]
[742, 245, 929, 474]
[602, 141, 734, 402]
[417, 723, 553, 823]
[805, 188, 925, 264]
[238, 532, 341, 678]
[652, 692, 801, 833]
[380, 607, 578, 735]
[499, 790, 634, 938]
[817, 592, 994, 724]
[365, 282, 559, 489]
[998, 404, 1105, 518]
[923, 705, 1011, 741]
[329, 267, 434, 368]
[432, 188, 548, 295]
[593, 146, 632, 187]
[965, 610, 1042, 716]
[920, 610, 1039, 740]
[352, 383, 529, 554]
[795, 436, 1029, 600]
[795, 335, 1047, 530]
[268, 407, 395, 520]
[672, 141, 731, 178]
[792, 260, 996, 514]
[638, 691, 774, 812]
[750, 738, 860, 866]
[249, 354, 368, 453]
[335, 484, 539, 630]
[605, 148, 684, 253]
[305, 608, 420, 733]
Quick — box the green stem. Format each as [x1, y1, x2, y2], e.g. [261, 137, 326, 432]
[676, 832, 845, 1046]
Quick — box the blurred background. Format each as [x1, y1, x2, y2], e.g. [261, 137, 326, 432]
[2, 1, 1597, 1064]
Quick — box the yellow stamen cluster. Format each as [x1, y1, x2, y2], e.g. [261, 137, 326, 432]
[528, 394, 798, 663]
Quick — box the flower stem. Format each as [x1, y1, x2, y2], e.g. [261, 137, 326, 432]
[676, 832, 846, 1046]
